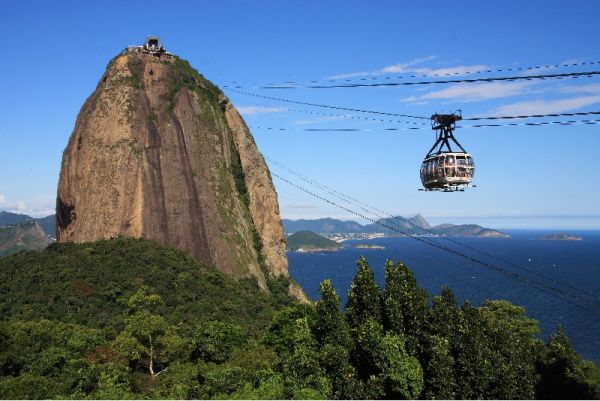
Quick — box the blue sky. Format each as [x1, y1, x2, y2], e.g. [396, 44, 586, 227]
[1, 0, 599, 229]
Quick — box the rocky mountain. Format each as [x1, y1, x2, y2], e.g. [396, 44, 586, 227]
[363, 215, 431, 232]
[283, 215, 507, 237]
[0, 220, 53, 257]
[0, 211, 56, 238]
[56, 45, 301, 298]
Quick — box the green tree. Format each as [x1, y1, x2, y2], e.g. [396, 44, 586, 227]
[262, 303, 317, 357]
[92, 362, 135, 399]
[373, 333, 424, 399]
[315, 280, 352, 348]
[226, 374, 286, 400]
[197, 343, 281, 399]
[345, 256, 382, 329]
[536, 326, 599, 399]
[0, 372, 63, 399]
[429, 286, 460, 339]
[191, 321, 247, 364]
[281, 318, 332, 399]
[112, 287, 187, 377]
[479, 299, 541, 399]
[350, 319, 423, 399]
[149, 362, 201, 399]
[452, 300, 493, 399]
[422, 334, 456, 399]
[351, 318, 385, 383]
[314, 279, 357, 399]
[382, 260, 430, 355]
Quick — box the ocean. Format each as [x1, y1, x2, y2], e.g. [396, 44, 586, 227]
[287, 229, 600, 363]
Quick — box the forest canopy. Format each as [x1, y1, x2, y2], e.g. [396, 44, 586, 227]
[0, 238, 598, 399]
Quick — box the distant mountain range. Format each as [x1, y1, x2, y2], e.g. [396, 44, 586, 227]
[0, 220, 53, 257]
[0, 211, 56, 257]
[0, 211, 56, 238]
[282, 215, 508, 238]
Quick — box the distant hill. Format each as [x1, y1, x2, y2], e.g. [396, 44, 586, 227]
[0, 211, 31, 226]
[432, 224, 508, 238]
[282, 218, 366, 233]
[541, 233, 583, 241]
[0, 211, 56, 238]
[0, 220, 53, 257]
[363, 215, 431, 232]
[283, 215, 507, 238]
[286, 231, 342, 252]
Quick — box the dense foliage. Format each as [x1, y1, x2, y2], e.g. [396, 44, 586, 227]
[0, 241, 598, 399]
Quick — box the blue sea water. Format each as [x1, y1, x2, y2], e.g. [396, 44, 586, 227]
[287, 229, 600, 363]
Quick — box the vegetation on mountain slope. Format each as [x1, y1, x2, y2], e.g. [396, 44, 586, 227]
[0, 239, 598, 399]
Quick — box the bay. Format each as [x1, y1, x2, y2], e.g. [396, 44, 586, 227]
[288, 229, 600, 363]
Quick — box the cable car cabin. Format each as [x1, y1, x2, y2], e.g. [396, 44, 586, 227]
[420, 112, 475, 191]
[420, 152, 474, 190]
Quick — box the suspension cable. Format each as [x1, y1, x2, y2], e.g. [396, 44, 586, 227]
[219, 59, 600, 87]
[223, 88, 429, 119]
[265, 156, 600, 304]
[246, 118, 600, 133]
[266, 168, 600, 317]
[251, 70, 600, 89]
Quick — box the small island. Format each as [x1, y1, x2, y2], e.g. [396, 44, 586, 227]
[354, 244, 386, 250]
[541, 233, 583, 241]
[286, 231, 342, 252]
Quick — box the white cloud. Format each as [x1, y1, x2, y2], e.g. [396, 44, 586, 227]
[559, 83, 600, 94]
[378, 55, 438, 74]
[0, 193, 54, 217]
[402, 82, 533, 103]
[237, 106, 286, 116]
[486, 95, 600, 117]
[327, 56, 491, 81]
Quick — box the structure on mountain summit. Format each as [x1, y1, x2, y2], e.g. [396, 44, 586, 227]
[127, 36, 173, 59]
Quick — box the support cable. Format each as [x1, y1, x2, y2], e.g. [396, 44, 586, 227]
[265, 156, 600, 304]
[227, 89, 600, 123]
[252, 71, 600, 89]
[247, 118, 600, 133]
[218, 59, 600, 87]
[267, 168, 600, 317]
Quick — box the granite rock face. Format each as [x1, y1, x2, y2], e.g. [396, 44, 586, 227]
[57, 50, 299, 297]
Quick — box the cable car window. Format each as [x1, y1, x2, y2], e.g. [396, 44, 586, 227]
[457, 158, 467, 177]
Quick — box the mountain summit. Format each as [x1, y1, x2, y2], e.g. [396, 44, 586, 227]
[56, 39, 296, 294]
